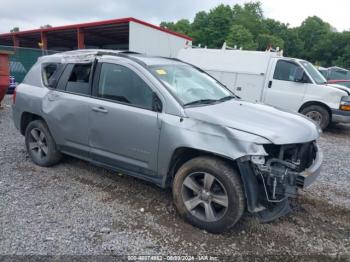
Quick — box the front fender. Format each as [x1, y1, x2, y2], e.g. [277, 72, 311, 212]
[157, 114, 269, 182]
[303, 84, 347, 110]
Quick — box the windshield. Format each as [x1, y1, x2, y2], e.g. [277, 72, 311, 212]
[300, 61, 327, 85]
[150, 64, 233, 106]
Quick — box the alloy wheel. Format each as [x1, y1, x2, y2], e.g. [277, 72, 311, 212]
[28, 128, 48, 160]
[181, 172, 229, 222]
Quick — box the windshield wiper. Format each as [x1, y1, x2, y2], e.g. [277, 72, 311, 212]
[184, 99, 218, 107]
[184, 96, 236, 107]
[218, 95, 235, 102]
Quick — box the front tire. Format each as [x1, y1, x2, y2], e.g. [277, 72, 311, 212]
[172, 156, 245, 233]
[301, 105, 330, 130]
[25, 120, 62, 167]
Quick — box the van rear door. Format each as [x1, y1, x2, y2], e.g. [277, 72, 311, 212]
[263, 59, 307, 112]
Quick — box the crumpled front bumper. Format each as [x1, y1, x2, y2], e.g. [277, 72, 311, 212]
[296, 145, 323, 188]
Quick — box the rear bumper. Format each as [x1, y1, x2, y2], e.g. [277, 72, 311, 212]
[296, 146, 323, 188]
[332, 109, 350, 123]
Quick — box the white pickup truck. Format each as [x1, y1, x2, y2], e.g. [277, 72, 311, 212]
[177, 48, 350, 129]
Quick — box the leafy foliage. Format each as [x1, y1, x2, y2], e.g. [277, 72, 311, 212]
[160, 1, 350, 69]
[10, 27, 20, 33]
[40, 24, 52, 29]
[256, 34, 284, 50]
[226, 25, 257, 50]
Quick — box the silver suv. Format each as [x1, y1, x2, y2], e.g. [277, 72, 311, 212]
[12, 50, 323, 233]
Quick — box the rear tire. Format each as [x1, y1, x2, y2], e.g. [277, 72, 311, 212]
[301, 105, 330, 130]
[25, 120, 62, 167]
[172, 156, 245, 233]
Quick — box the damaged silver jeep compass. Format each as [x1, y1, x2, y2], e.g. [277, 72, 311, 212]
[12, 50, 323, 233]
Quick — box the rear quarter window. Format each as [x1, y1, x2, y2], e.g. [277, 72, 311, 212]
[42, 63, 64, 88]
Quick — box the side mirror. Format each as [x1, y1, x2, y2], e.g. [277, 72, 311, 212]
[152, 93, 162, 112]
[294, 67, 305, 83]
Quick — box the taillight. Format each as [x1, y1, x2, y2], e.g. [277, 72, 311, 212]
[13, 87, 16, 104]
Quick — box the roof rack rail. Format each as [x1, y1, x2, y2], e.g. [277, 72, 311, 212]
[94, 50, 141, 57]
[58, 49, 143, 64]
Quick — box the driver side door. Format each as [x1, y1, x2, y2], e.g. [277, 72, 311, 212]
[89, 62, 162, 182]
[263, 59, 307, 112]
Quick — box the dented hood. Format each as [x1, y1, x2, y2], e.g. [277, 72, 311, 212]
[184, 100, 320, 145]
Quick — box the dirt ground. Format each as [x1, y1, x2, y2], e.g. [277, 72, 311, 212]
[0, 95, 349, 260]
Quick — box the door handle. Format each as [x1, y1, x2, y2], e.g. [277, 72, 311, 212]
[268, 81, 272, 88]
[92, 106, 108, 113]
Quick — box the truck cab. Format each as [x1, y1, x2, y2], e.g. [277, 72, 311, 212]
[177, 48, 350, 129]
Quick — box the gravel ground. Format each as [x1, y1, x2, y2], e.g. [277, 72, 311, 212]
[0, 95, 349, 259]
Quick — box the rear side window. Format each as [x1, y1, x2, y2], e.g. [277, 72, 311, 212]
[97, 63, 154, 110]
[65, 64, 92, 95]
[273, 60, 299, 82]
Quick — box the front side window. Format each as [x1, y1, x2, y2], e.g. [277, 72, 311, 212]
[300, 61, 327, 84]
[98, 63, 154, 110]
[66, 64, 92, 95]
[150, 64, 232, 106]
[273, 60, 301, 82]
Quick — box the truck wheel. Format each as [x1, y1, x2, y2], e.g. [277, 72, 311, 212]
[172, 156, 245, 233]
[301, 105, 330, 130]
[25, 120, 62, 167]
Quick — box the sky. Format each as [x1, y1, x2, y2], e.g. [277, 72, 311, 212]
[0, 0, 349, 34]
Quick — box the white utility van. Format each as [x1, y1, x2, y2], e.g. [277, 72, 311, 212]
[177, 48, 350, 129]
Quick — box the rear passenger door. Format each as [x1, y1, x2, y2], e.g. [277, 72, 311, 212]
[42, 63, 96, 159]
[89, 61, 161, 180]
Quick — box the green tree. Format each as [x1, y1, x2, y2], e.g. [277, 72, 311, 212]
[10, 27, 19, 33]
[40, 24, 52, 29]
[335, 45, 350, 69]
[282, 28, 304, 57]
[160, 19, 191, 35]
[191, 11, 210, 46]
[298, 16, 332, 61]
[158, 1, 350, 69]
[330, 31, 350, 68]
[226, 25, 257, 50]
[173, 19, 191, 35]
[206, 4, 234, 48]
[256, 34, 284, 50]
[263, 18, 288, 36]
[160, 21, 177, 31]
[232, 2, 266, 38]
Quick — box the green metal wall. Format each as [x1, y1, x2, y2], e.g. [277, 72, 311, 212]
[0, 46, 58, 83]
